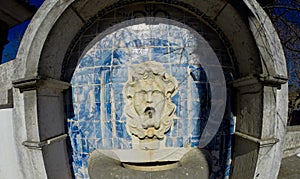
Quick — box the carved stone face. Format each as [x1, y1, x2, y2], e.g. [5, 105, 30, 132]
[133, 79, 166, 130]
[123, 61, 178, 139]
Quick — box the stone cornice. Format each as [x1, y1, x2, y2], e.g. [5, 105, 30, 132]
[230, 74, 288, 88]
[235, 131, 279, 148]
[13, 76, 70, 93]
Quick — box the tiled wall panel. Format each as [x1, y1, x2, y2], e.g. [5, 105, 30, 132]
[68, 22, 234, 179]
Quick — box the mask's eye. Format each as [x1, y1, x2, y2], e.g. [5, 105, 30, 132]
[138, 90, 147, 95]
[152, 90, 164, 96]
[134, 90, 147, 99]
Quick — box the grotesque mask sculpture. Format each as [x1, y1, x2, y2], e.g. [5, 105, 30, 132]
[123, 61, 178, 139]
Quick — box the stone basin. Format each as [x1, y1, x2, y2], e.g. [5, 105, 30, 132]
[94, 148, 191, 163]
[88, 148, 211, 178]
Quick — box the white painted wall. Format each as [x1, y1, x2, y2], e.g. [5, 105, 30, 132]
[0, 108, 22, 179]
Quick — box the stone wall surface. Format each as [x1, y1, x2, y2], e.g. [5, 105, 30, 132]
[0, 109, 22, 179]
[284, 126, 300, 157]
[0, 59, 22, 108]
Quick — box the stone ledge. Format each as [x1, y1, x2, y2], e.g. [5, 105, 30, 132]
[235, 131, 279, 148]
[230, 74, 288, 88]
[13, 76, 71, 93]
[22, 133, 67, 150]
[258, 73, 288, 87]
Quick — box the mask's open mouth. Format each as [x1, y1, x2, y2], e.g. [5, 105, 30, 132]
[144, 107, 155, 119]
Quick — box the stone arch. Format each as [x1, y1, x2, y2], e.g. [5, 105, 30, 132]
[13, 0, 288, 178]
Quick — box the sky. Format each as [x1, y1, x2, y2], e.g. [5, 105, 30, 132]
[272, 0, 300, 92]
[1, 0, 44, 63]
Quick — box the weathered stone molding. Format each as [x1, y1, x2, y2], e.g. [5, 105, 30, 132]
[258, 74, 288, 87]
[229, 1, 288, 178]
[235, 131, 279, 148]
[244, 0, 287, 78]
[12, 75, 72, 178]
[13, 76, 70, 93]
[22, 134, 68, 150]
[231, 74, 288, 88]
[16, 0, 75, 78]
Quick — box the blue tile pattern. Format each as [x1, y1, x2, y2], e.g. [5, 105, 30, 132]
[68, 23, 234, 179]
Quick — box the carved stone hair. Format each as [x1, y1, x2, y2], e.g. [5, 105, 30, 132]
[124, 61, 178, 100]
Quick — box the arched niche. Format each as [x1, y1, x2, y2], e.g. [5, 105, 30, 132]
[12, 0, 288, 178]
[67, 16, 233, 178]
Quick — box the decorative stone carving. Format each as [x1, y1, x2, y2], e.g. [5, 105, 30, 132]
[123, 61, 178, 139]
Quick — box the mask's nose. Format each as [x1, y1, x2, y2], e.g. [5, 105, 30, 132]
[146, 92, 153, 104]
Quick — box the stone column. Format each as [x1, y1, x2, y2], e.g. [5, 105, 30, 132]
[231, 75, 287, 179]
[13, 76, 72, 178]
